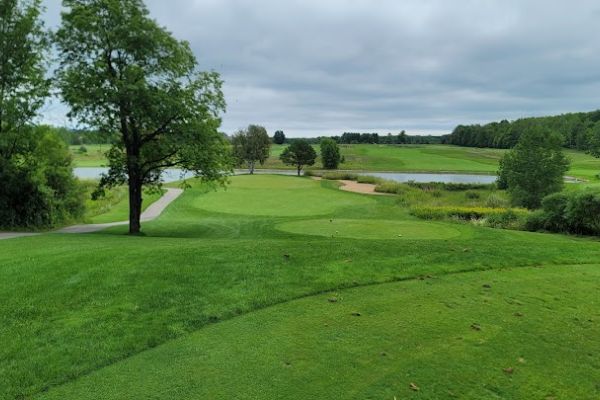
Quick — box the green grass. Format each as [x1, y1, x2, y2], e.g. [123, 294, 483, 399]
[2, 175, 600, 399]
[80, 181, 164, 224]
[277, 218, 461, 240]
[69, 144, 109, 167]
[37, 265, 600, 400]
[73, 143, 600, 180]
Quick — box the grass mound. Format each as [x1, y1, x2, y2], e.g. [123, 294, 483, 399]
[277, 218, 461, 240]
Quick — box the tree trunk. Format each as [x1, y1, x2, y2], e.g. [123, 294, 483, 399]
[249, 160, 255, 174]
[297, 165, 301, 176]
[128, 170, 143, 235]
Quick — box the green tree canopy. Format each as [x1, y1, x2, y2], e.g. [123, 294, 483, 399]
[498, 127, 569, 209]
[0, 0, 49, 159]
[55, 0, 231, 234]
[273, 130, 285, 145]
[231, 125, 271, 174]
[280, 140, 317, 176]
[320, 137, 341, 169]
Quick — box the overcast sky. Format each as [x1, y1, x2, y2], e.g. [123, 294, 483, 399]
[40, 0, 600, 137]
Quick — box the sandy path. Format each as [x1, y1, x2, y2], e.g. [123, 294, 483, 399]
[0, 188, 183, 239]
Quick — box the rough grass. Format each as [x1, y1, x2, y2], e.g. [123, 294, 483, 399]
[80, 180, 164, 223]
[2, 175, 600, 399]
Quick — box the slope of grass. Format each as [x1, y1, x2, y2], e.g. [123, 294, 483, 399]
[73, 143, 600, 180]
[80, 181, 164, 224]
[1, 175, 600, 399]
[37, 264, 600, 400]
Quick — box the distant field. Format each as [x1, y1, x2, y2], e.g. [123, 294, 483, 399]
[71, 144, 600, 180]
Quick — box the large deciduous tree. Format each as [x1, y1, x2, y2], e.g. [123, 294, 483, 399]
[497, 127, 569, 209]
[231, 124, 271, 174]
[0, 0, 49, 159]
[280, 140, 317, 176]
[55, 0, 231, 234]
[320, 137, 341, 169]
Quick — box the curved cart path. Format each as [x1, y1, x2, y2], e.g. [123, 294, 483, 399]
[0, 188, 183, 239]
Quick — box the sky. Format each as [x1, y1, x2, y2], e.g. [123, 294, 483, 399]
[40, 0, 600, 137]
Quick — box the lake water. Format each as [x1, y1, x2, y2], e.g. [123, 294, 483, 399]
[357, 172, 498, 184]
[74, 168, 498, 184]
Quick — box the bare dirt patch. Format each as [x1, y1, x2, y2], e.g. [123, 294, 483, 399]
[338, 180, 388, 195]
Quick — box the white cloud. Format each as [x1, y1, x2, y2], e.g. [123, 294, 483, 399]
[41, 0, 600, 136]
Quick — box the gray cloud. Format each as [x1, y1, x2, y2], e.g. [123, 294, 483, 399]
[40, 0, 600, 136]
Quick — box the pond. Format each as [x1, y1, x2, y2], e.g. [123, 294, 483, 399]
[74, 168, 301, 183]
[74, 167, 498, 184]
[357, 172, 498, 184]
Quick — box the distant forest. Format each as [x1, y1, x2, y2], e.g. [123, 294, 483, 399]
[442, 110, 600, 151]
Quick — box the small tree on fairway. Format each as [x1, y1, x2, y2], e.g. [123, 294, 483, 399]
[55, 0, 231, 234]
[320, 138, 341, 169]
[273, 130, 285, 145]
[231, 125, 271, 174]
[498, 127, 569, 209]
[280, 140, 317, 176]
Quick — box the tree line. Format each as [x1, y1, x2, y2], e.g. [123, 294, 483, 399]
[443, 110, 600, 151]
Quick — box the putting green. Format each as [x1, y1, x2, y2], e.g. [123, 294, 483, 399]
[277, 218, 461, 240]
[191, 175, 375, 217]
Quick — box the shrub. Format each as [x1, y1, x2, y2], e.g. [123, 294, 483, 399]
[485, 193, 508, 208]
[485, 209, 525, 230]
[406, 181, 494, 191]
[465, 191, 480, 200]
[411, 206, 527, 222]
[540, 192, 569, 232]
[356, 175, 382, 184]
[375, 181, 405, 195]
[78, 145, 88, 153]
[0, 129, 84, 228]
[525, 210, 547, 232]
[321, 171, 358, 181]
[564, 191, 600, 235]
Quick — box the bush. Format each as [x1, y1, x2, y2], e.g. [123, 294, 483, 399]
[485, 193, 508, 208]
[411, 206, 527, 222]
[485, 209, 525, 230]
[525, 210, 547, 232]
[565, 191, 600, 235]
[0, 129, 84, 228]
[321, 171, 358, 181]
[525, 190, 600, 236]
[374, 181, 405, 195]
[465, 191, 480, 200]
[78, 145, 88, 153]
[405, 181, 494, 191]
[356, 175, 382, 184]
[540, 192, 569, 232]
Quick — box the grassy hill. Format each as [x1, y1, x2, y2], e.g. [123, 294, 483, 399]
[71, 144, 600, 180]
[2, 175, 600, 398]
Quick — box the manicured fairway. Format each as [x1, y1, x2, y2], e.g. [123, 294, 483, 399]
[37, 264, 600, 400]
[277, 218, 460, 240]
[2, 175, 600, 399]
